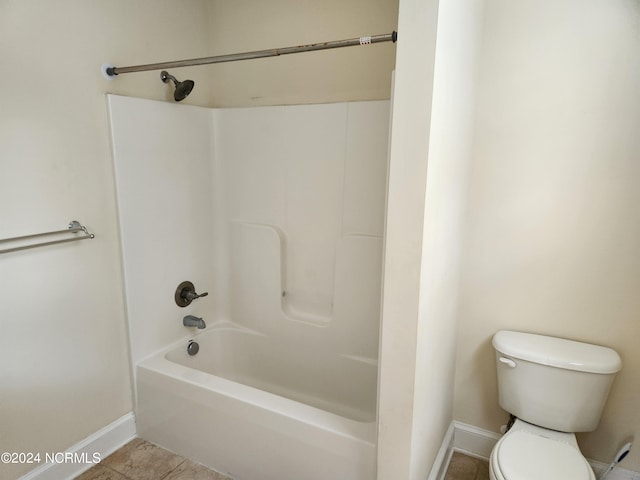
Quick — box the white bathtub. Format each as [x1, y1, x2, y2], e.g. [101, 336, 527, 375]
[136, 322, 378, 480]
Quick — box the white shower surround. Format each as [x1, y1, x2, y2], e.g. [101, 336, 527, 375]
[108, 95, 389, 479]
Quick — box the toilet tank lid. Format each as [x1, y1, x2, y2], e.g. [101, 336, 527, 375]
[493, 331, 622, 374]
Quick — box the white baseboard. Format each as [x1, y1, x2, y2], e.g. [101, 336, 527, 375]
[449, 421, 640, 480]
[18, 412, 136, 480]
[453, 421, 500, 461]
[427, 422, 455, 480]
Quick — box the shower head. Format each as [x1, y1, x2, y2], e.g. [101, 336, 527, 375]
[160, 70, 195, 102]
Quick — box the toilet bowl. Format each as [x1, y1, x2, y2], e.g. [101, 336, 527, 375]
[489, 419, 595, 480]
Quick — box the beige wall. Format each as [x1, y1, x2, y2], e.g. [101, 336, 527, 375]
[377, 0, 484, 477]
[377, 0, 439, 474]
[206, 0, 398, 107]
[455, 0, 640, 471]
[410, 0, 485, 477]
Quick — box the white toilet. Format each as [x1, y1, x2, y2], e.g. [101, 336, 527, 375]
[490, 330, 622, 480]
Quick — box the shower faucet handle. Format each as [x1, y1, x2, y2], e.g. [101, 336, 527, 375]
[185, 290, 208, 301]
[175, 281, 208, 307]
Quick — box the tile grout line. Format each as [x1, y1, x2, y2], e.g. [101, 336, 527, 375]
[102, 463, 136, 480]
[159, 458, 188, 480]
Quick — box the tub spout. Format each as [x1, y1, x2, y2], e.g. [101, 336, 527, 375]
[183, 315, 206, 329]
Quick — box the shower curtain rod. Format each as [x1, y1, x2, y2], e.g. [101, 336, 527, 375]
[104, 31, 397, 77]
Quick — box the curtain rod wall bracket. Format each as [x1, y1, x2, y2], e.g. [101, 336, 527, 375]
[103, 31, 397, 78]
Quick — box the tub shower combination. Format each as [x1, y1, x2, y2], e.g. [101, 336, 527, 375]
[109, 94, 389, 479]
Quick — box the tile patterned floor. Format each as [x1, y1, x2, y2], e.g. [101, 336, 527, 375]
[76, 438, 486, 480]
[444, 452, 490, 480]
[75, 438, 231, 480]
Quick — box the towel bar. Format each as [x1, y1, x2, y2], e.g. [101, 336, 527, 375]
[0, 220, 95, 255]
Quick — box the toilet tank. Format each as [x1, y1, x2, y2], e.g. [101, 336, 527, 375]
[493, 331, 622, 432]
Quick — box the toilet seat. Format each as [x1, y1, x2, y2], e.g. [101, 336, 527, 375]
[491, 430, 595, 480]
